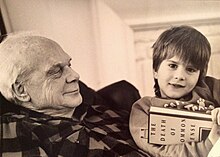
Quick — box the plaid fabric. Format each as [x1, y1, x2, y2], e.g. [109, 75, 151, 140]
[1, 102, 151, 157]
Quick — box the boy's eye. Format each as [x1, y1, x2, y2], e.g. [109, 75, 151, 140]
[186, 67, 197, 73]
[168, 64, 177, 69]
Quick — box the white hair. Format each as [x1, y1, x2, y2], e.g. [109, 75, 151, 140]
[0, 32, 51, 103]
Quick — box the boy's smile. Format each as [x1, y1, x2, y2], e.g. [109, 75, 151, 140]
[169, 83, 185, 88]
[154, 56, 200, 99]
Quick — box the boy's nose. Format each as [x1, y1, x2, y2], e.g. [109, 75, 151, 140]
[174, 68, 186, 81]
[65, 67, 80, 83]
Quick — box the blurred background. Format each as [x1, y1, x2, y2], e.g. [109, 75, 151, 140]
[0, 0, 220, 96]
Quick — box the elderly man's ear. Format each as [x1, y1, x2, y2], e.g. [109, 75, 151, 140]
[12, 82, 31, 102]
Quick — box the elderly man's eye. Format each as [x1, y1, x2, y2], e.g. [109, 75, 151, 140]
[55, 68, 62, 73]
[54, 68, 62, 76]
[48, 67, 63, 78]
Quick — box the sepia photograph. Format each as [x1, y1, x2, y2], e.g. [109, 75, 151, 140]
[1, 0, 220, 156]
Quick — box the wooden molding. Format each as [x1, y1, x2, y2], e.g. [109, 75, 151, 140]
[131, 18, 220, 32]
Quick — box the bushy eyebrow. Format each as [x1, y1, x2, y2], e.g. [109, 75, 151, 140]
[46, 63, 62, 75]
[46, 58, 71, 75]
[69, 58, 72, 65]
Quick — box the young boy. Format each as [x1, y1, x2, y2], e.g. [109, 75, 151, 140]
[129, 25, 220, 157]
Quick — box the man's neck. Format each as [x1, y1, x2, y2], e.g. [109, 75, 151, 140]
[41, 108, 75, 118]
[22, 102, 75, 118]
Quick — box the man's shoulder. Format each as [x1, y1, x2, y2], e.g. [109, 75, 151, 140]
[2, 112, 27, 123]
[1, 111, 47, 156]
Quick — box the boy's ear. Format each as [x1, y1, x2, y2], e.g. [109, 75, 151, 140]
[12, 82, 30, 102]
[153, 70, 158, 79]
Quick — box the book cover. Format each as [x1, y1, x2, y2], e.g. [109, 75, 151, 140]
[148, 106, 212, 145]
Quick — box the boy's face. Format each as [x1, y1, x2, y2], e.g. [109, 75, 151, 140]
[154, 56, 200, 99]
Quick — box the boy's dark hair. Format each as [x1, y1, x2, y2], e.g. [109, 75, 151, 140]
[152, 25, 211, 97]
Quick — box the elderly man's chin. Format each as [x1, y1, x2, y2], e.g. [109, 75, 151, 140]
[55, 93, 82, 118]
[63, 93, 83, 108]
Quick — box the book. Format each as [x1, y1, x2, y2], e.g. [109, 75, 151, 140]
[148, 106, 213, 145]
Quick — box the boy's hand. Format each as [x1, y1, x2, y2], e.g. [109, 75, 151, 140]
[211, 108, 220, 125]
[163, 99, 215, 113]
[208, 108, 220, 145]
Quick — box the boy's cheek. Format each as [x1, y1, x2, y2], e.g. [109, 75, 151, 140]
[212, 107, 220, 125]
[218, 109, 220, 125]
[216, 107, 220, 125]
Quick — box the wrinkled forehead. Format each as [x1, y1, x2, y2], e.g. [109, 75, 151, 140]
[13, 36, 70, 69]
[28, 37, 70, 64]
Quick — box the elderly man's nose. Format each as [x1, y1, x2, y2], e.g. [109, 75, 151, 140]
[66, 67, 80, 83]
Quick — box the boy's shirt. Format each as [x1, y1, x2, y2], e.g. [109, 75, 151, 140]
[129, 76, 220, 157]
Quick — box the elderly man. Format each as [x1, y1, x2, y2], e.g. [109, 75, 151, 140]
[0, 34, 82, 118]
[0, 33, 146, 157]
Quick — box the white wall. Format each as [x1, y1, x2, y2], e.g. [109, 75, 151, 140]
[90, 0, 137, 88]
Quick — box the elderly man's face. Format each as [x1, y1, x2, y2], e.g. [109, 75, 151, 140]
[24, 38, 82, 113]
